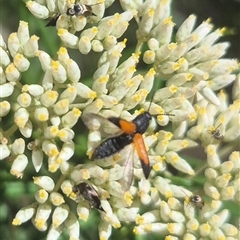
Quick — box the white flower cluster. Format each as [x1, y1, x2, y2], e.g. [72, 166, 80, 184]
[0, 0, 239, 239]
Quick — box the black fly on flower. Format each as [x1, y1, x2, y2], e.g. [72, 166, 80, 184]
[46, 1, 102, 27]
[181, 189, 204, 210]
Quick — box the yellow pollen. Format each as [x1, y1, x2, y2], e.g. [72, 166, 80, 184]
[58, 47, 67, 55]
[132, 94, 142, 102]
[163, 16, 175, 26]
[132, 52, 140, 61]
[96, 99, 103, 109]
[31, 35, 39, 41]
[124, 191, 133, 206]
[169, 85, 178, 93]
[171, 155, 179, 163]
[148, 8, 154, 16]
[88, 91, 97, 99]
[79, 213, 88, 222]
[186, 73, 194, 81]
[57, 28, 67, 36]
[124, 79, 134, 87]
[6, 63, 16, 74]
[203, 223, 211, 231]
[207, 146, 215, 156]
[181, 140, 189, 148]
[166, 191, 173, 198]
[167, 223, 175, 233]
[15, 117, 26, 128]
[178, 57, 186, 66]
[51, 60, 60, 70]
[212, 192, 220, 200]
[48, 163, 59, 173]
[135, 214, 144, 225]
[188, 112, 197, 122]
[192, 34, 199, 42]
[73, 107, 81, 116]
[168, 43, 177, 50]
[147, 68, 156, 76]
[22, 84, 29, 92]
[35, 218, 45, 228]
[173, 62, 180, 70]
[82, 169, 90, 179]
[39, 114, 48, 121]
[165, 132, 173, 140]
[113, 222, 121, 228]
[49, 148, 59, 157]
[12, 218, 21, 226]
[128, 66, 136, 73]
[144, 223, 152, 232]
[198, 107, 206, 115]
[92, 26, 98, 33]
[82, 36, 90, 42]
[99, 76, 108, 83]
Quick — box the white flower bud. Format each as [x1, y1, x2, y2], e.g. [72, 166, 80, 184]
[143, 50, 155, 64]
[0, 83, 14, 98]
[46, 224, 63, 240]
[17, 92, 31, 107]
[14, 107, 29, 128]
[51, 60, 67, 83]
[0, 47, 11, 66]
[165, 151, 194, 175]
[33, 203, 52, 231]
[61, 107, 81, 128]
[52, 204, 69, 228]
[10, 154, 28, 178]
[0, 144, 10, 160]
[17, 21, 29, 46]
[57, 29, 78, 48]
[65, 212, 80, 239]
[12, 204, 36, 225]
[8, 32, 21, 57]
[19, 120, 33, 138]
[78, 36, 92, 54]
[97, 14, 119, 40]
[23, 35, 39, 57]
[53, 99, 69, 115]
[49, 192, 65, 206]
[34, 107, 49, 122]
[206, 145, 221, 168]
[221, 223, 238, 237]
[66, 59, 81, 82]
[0, 101, 11, 117]
[32, 149, 44, 172]
[44, 126, 59, 139]
[33, 176, 55, 192]
[40, 90, 58, 107]
[22, 84, 44, 97]
[26, 1, 49, 18]
[13, 53, 30, 72]
[204, 182, 220, 200]
[11, 138, 25, 155]
[103, 35, 117, 50]
[73, 16, 87, 32]
[35, 189, 49, 203]
[57, 141, 75, 163]
[5, 63, 20, 82]
[75, 82, 97, 99]
[36, 50, 52, 71]
[92, 39, 104, 52]
[61, 180, 73, 197]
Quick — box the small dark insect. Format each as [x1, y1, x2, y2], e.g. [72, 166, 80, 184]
[46, 2, 99, 27]
[72, 182, 105, 211]
[207, 123, 224, 141]
[66, 3, 97, 17]
[182, 190, 204, 210]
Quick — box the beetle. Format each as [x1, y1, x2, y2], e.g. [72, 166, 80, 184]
[72, 182, 105, 211]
